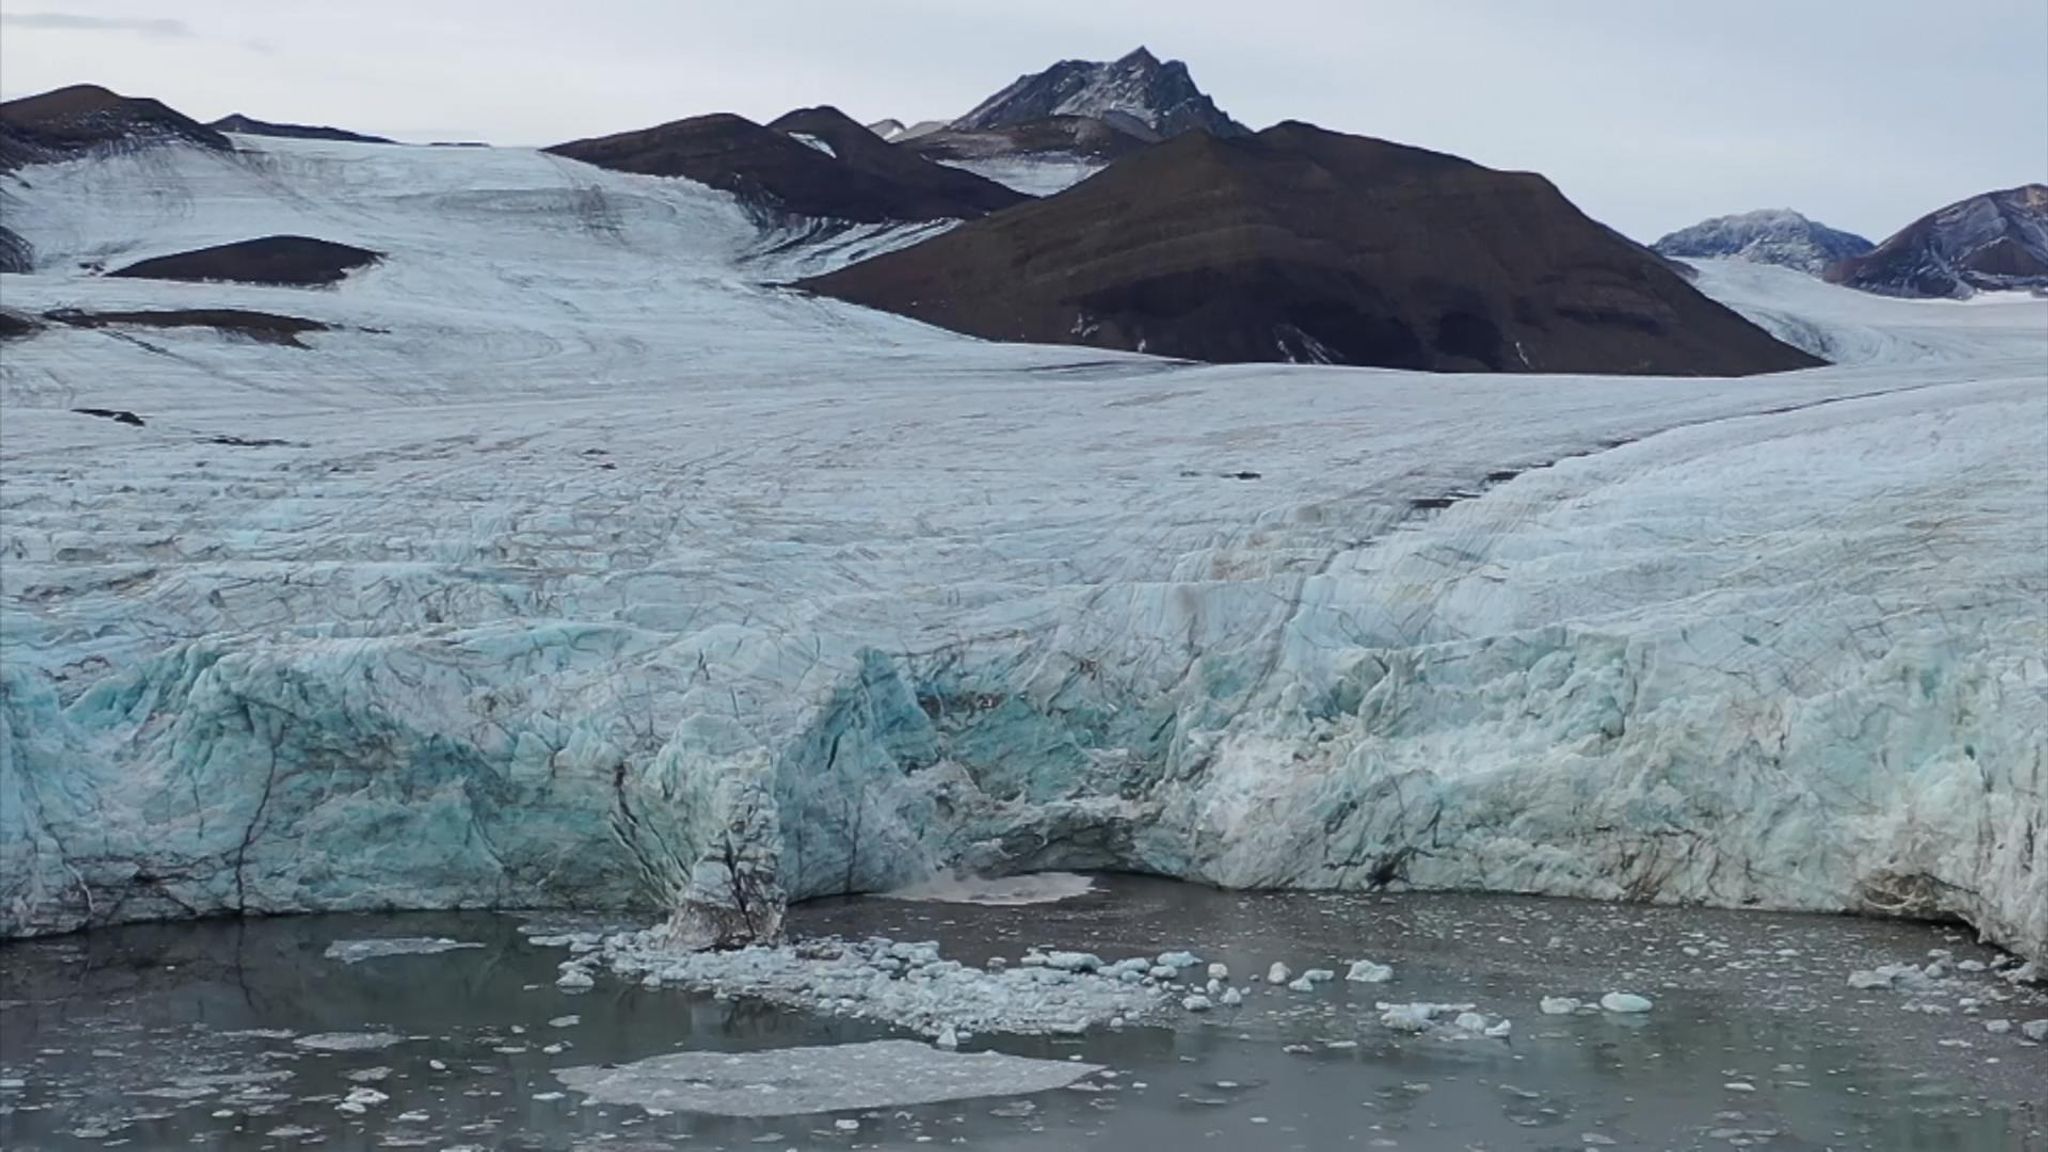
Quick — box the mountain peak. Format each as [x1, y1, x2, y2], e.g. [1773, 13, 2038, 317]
[1829, 183, 2048, 298]
[1652, 209, 1874, 277]
[951, 49, 1248, 139]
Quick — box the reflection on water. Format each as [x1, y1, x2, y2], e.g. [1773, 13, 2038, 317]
[1, 879, 2042, 1150]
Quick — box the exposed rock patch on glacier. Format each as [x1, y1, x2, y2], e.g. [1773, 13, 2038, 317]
[2, 139, 2043, 961]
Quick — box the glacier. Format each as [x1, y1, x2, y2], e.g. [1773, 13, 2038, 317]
[2, 136, 2044, 961]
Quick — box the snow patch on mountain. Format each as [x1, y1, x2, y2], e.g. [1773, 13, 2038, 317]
[1653, 209, 1872, 276]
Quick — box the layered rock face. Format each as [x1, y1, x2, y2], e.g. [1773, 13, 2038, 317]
[1829, 184, 2048, 298]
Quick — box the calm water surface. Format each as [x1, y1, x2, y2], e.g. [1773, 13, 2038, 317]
[2, 878, 2042, 1150]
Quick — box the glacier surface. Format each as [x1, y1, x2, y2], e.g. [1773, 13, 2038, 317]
[2, 137, 2043, 960]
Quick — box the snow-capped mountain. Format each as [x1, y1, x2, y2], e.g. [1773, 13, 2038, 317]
[1653, 209, 1872, 277]
[952, 46, 1248, 139]
[1829, 184, 2048, 299]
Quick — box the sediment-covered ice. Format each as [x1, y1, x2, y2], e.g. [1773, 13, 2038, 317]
[556, 1039, 1102, 1117]
[2, 138, 2043, 961]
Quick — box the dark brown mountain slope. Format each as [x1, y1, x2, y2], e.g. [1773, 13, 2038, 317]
[904, 114, 1155, 166]
[765, 106, 1025, 216]
[802, 122, 1823, 376]
[548, 109, 1022, 224]
[1, 85, 230, 172]
[1826, 184, 2048, 299]
[210, 114, 395, 145]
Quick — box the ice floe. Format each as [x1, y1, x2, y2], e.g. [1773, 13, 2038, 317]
[323, 937, 485, 964]
[292, 1032, 406, 1052]
[555, 1039, 1101, 1117]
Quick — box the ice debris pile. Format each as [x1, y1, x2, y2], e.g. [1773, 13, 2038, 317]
[1842, 949, 2048, 1045]
[544, 931, 1167, 1037]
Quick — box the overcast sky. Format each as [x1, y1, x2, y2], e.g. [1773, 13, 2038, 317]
[4, 0, 2043, 241]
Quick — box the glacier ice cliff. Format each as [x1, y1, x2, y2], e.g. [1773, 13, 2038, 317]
[2, 138, 2043, 960]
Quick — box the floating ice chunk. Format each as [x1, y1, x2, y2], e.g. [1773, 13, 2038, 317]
[1287, 976, 1315, 992]
[1042, 951, 1103, 973]
[1453, 1012, 1489, 1033]
[2022, 1020, 2048, 1042]
[1379, 1004, 1437, 1033]
[1847, 969, 1892, 990]
[1266, 963, 1292, 985]
[935, 1025, 959, 1049]
[1148, 965, 1178, 981]
[888, 941, 943, 967]
[323, 937, 485, 964]
[294, 1032, 405, 1052]
[1600, 993, 1653, 1014]
[1220, 987, 1243, 1006]
[556, 1040, 1101, 1117]
[556, 966, 595, 991]
[1156, 951, 1201, 969]
[1540, 997, 1582, 1015]
[1484, 1019, 1513, 1038]
[1376, 1001, 1478, 1033]
[336, 1087, 388, 1113]
[548, 1015, 580, 1028]
[1302, 968, 1335, 984]
[1182, 994, 1213, 1012]
[132, 1084, 218, 1100]
[1207, 963, 1230, 981]
[1983, 1019, 2012, 1035]
[1345, 960, 1392, 984]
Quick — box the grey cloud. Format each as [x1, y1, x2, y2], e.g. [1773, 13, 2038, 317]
[1, 12, 192, 38]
